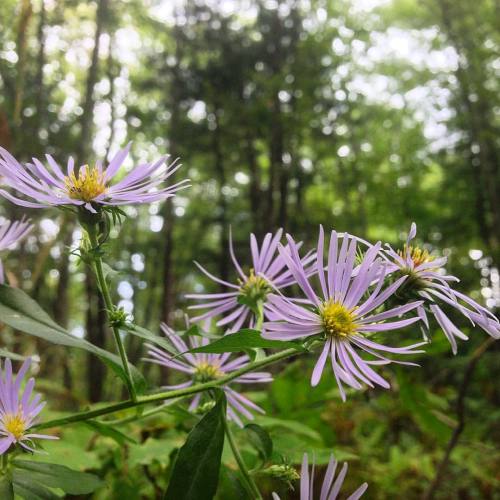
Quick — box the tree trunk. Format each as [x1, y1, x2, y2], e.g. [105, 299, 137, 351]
[13, 0, 33, 130]
[77, 0, 108, 162]
[86, 270, 107, 402]
[161, 26, 183, 325]
[35, 0, 47, 141]
[213, 106, 230, 287]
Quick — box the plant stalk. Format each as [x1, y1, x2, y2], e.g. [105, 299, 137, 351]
[35, 347, 298, 430]
[86, 224, 137, 402]
[223, 418, 263, 500]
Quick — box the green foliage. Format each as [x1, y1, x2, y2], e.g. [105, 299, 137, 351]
[164, 393, 226, 500]
[0, 284, 146, 395]
[1, 460, 103, 500]
[187, 329, 304, 355]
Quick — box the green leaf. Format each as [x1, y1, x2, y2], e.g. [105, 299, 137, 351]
[12, 476, 59, 500]
[245, 423, 273, 462]
[0, 284, 146, 394]
[84, 420, 137, 445]
[164, 392, 226, 500]
[0, 474, 14, 500]
[12, 460, 103, 495]
[187, 329, 303, 354]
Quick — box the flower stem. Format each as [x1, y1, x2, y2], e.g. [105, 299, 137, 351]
[255, 300, 264, 331]
[86, 224, 137, 402]
[223, 418, 263, 500]
[34, 347, 298, 430]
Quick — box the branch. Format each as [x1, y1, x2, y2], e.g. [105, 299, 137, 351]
[34, 347, 298, 431]
[422, 337, 495, 500]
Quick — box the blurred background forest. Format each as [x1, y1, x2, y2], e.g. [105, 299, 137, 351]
[0, 0, 499, 498]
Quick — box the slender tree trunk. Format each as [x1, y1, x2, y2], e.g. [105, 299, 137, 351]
[161, 27, 183, 325]
[104, 34, 116, 161]
[245, 131, 262, 236]
[79, 0, 109, 400]
[13, 0, 33, 130]
[77, 0, 108, 162]
[267, 93, 284, 231]
[35, 0, 47, 141]
[213, 106, 230, 287]
[52, 224, 74, 391]
[86, 271, 107, 402]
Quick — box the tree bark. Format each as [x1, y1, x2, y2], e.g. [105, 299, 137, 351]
[86, 270, 107, 402]
[77, 0, 108, 162]
[35, 0, 47, 140]
[213, 105, 230, 287]
[161, 26, 183, 325]
[13, 0, 33, 130]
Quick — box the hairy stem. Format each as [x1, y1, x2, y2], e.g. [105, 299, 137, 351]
[35, 347, 298, 430]
[255, 300, 264, 331]
[223, 418, 263, 500]
[86, 224, 137, 402]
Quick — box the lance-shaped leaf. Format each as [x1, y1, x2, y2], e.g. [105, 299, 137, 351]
[164, 392, 226, 500]
[187, 329, 304, 355]
[0, 284, 146, 394]
[12, 460, 103, 497]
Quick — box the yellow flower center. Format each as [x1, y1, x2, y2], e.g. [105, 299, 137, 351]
[65, 165, 107, 202]
[238, 269, 271, 304]
[194, 362, 223, 383]
[398, 245, 435, 267]
[3, 413, 27, 440]
[320, 300, 357, 338]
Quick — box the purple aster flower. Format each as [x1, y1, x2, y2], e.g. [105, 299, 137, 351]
[0, 358, 57, 454]
[186, 229, 315, 332]
[272, 453, 368, 500]
[0, 143, 189, 213]
[263, 226, 425, 400]
[0, 217, 33, 283]
[383, 223, 500, 353]
[144, 324, 273, 427]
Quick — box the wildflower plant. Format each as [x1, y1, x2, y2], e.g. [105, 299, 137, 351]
[0, 141, 496, 499]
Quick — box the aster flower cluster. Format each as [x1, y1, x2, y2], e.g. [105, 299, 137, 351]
[189, 224, 498, 401]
